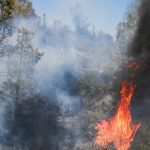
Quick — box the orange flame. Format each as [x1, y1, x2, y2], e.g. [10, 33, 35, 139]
[95, 81, 140, 150]
[126, 61, 140, 69]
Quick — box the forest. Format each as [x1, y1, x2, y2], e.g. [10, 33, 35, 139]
[0, 0, 149, 150]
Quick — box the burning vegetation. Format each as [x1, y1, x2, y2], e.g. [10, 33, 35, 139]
[0, 0, 150, 150]
[95, 81, 140, 150]
[95, 0, 150, 149]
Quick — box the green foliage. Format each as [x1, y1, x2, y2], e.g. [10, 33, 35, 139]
[0, 0, 16, 42]
[14, 0, 36, 17]
[0, 0, 36, 43]
[0, 0, 15, 19]
[79, 73, 110, 99]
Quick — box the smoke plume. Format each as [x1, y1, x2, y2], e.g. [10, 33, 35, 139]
[114, 0, 150, 120]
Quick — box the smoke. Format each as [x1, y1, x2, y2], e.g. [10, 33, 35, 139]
[113, 0, 150, 121]
[1, 19, 84, 149]
[130, 0, 150, 60]
[0, 2, 120, 149]
[129, 0, 150, 119]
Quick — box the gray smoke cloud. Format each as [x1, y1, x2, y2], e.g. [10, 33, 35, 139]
[129, 0, 150, 119]
[113, 0, 150, 121]
[0, 3, 120, 149]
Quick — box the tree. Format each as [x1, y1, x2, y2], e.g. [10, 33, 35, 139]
[0, 0, 36, 43]
[72, 3, 91, 36]
[3, 28, 43, 101]
[14, 0, 36, 18]
[116, 13, 137, 62]
[0, 0, 16, 42]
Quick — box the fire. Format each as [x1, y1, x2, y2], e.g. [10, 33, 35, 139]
[95, 81, 140, 150]
[126, 61, 140, 69]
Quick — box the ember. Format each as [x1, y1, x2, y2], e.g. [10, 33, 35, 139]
[126, 61, 140, 69]
[95, 81, 140, 150]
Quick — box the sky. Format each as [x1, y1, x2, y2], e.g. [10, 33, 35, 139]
[32, 0, 133, 36]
